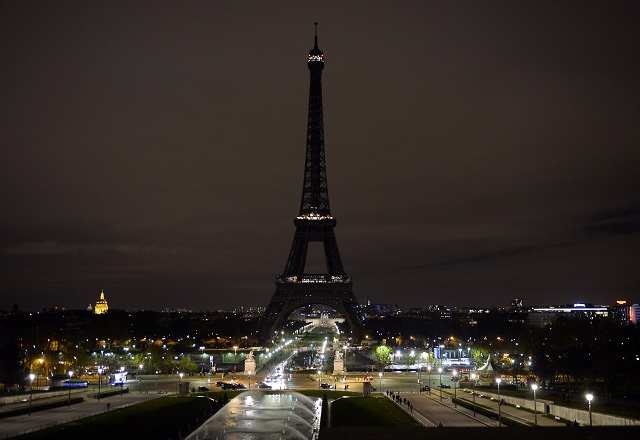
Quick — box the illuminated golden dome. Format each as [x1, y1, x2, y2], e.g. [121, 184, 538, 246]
[94, 289, 109, 315]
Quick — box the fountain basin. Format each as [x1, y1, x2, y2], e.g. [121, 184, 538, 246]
[186, 390, 321, 440]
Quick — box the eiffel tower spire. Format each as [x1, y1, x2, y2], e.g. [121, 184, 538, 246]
[300, 22, 330, 218]
[259, 27, 360, 343]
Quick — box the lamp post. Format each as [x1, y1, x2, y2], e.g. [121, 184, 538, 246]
[453, 370, 458, 408]
[120, 367, 125, 396]
[233, 346, 238, 378]
[471, 373, 477, 417]
[418, 361, 421, 394]
[29, 374, 35, 416]
[67, 371, 73, 408]
[37, 358, 44, 390]
[318, 370, 321, 389]
[496, 377, 502, 427]
[248, 370, 251, 390]
[98, 368, 102, 400]
[427, 366, 431, 395]
[586, 393, 593, 426]
[438, 367, 443, 402]
[379, 372, 382, 393]
[532, 383, 538, 426]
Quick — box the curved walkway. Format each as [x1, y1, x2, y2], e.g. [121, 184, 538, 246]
[0, 390, 167, 438]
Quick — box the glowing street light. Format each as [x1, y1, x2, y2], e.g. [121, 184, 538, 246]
[438, 367, 443, 402]
[453, 370, 458, 408]
[496, 377, 502, 427]
[470, 373, 477, 417]
[317, 370, 321, 389]
[586, 393, 593, 426]
[532, 383, 538, 425]
[427, 366, 432, 396]
[97, 368, 102, 400]
[379, 372, 383, 392]
[29, 374, 35, 416]
[67, 371, 73, 408]
[233, 346, 238, 378]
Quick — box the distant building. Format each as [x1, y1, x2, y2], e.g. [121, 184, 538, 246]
[94, 289, 109, 315]
[527, 303, 608, 327]
[629, 304, 640, 325]
[609, 300, 640, 326]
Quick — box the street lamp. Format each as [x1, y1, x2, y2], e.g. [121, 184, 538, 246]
[496, 377, 502, 427]
[123, 347, 129, 374]
[248, 370, 251, 390]
[233, 346, 238, 378]
[29, 374, 35, 416]
[317, 370, 321, 389]
[427, 366, 432, 395]
[379, 372, 382, 393]
[532, 383, 538, 426]
[98, 368, 102, 400]
[452, 370, 458, 408]
[586, 393, 593, 426]
[120, 366, 125, 396]
[471, 373, 477, 417]
[438, 367, 443, 402]
[67, 371, 73, 408]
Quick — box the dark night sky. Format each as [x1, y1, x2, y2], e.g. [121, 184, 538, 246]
[1, 1, 639, 312]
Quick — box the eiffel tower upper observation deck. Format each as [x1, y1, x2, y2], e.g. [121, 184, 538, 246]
[259, 26, 361, 342]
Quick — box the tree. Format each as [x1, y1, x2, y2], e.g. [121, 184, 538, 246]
[373, 345, 392, 372]
[179, 355, 199, 375]
[0, 344, 24, 390]
[470, 346, 490, 367]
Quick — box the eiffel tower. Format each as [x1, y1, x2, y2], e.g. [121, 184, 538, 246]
[259, 26, 360, 343]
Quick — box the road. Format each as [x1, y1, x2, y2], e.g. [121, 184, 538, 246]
[0, 370, 563, 438]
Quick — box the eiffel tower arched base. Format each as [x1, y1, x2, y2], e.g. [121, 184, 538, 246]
[259, 278, 360, 345]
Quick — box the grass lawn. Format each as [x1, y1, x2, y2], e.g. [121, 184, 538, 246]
[330, 396, 421, 427]
[16, 396, 216, 440]
[16, 390, 416, 439]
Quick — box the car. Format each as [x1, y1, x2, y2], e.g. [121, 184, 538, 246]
[320, 383, 334, 389]
[197, 386, 210, 391]
[421, 385, 430, 392]
[215, 381, 225, 387]
[370, 386, 377, 391]
[257, 383, 272, 389]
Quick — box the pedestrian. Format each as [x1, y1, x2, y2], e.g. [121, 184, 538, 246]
[107, 403, 110, 411]
[410, 404, 413, 414]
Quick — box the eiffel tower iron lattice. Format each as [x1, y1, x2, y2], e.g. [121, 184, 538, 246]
[259, 27, 360, 342]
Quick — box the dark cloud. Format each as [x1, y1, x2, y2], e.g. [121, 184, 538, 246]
[587, 206, 640, 235]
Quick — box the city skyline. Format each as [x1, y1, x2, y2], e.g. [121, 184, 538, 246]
[1, 2, 639, 312]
